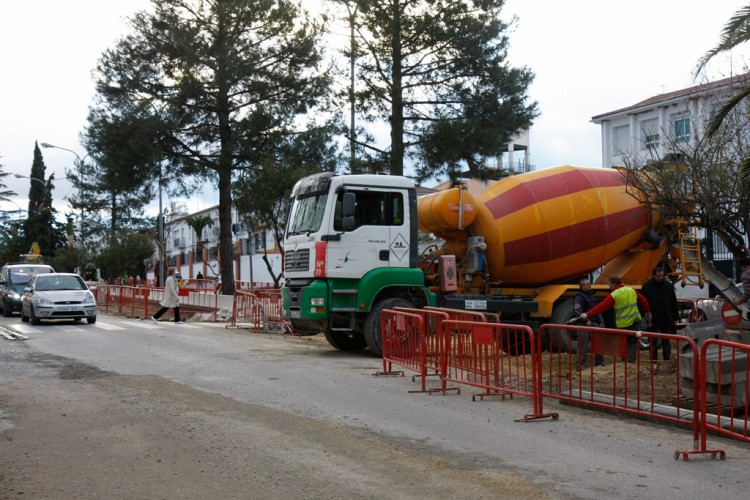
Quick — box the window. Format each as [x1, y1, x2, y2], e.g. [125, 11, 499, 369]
[674, 116, 691, 143]
[333, 190, 404, 230]
[612, 125, 630, 155]
[639, 118, 659, 150]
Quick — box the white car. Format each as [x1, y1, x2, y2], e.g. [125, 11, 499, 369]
[21, 273, 97, 324]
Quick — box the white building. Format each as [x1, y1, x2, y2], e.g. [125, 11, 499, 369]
[147, 205, 282, 287]
[591, 72, 750, 167]
[592, 72, 750, 283]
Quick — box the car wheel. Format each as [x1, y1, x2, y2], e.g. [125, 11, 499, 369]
[87, 315, 97, 324]
[29, 306, 41, 325]
[21, 307, 29, 323]
[2, 299, 11, 317]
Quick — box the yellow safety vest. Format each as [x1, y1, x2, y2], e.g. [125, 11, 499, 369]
[612, 286, 641, 328]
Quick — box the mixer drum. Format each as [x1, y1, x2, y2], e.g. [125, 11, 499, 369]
[471, 165, 656, 286]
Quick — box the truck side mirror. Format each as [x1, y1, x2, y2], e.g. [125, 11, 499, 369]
[342, 192, 355, 231]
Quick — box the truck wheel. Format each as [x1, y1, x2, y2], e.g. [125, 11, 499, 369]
[364, 297, 414, 357]
[291, 319, 323, 337]
[548, 299, 579, 354]
[323, 329, 367, 351]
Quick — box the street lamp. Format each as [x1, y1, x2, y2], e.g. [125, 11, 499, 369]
[0, 199, 25, 216]
[14, 173, 48, 187]
[40, 142, 90, 269]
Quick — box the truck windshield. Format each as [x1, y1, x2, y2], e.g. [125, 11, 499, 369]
[286, 194, 328, 236]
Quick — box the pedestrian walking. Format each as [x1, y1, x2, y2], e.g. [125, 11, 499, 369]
[641, 266, 678, 361]
[151, 267, 184, 324]
[578, 276, 651, 363]
[573, 278, 604, 370]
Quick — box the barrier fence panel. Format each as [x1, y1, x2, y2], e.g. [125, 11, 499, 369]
[91, 283, 231, 323]
[424, 306, 488, 322]
[235, 280, 275, 291]
[375, 310, 426, 390]
[253, 289, 289, 334]
[441, 320, 553, 421]
[228, 290, 289, 333]
[538, 324, 705, 452]
[231, 291, 262, 329]
[383, 307, 451, 392]
[678, 339, 750, 460]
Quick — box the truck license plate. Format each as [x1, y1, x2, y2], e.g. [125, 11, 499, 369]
[465, 300, 487, 310]
[291, 310, 300, 318]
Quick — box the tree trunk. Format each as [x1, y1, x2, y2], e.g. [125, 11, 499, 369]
[389, 0, 404, 176]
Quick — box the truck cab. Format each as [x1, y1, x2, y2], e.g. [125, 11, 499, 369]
[283, 172, 429, 354]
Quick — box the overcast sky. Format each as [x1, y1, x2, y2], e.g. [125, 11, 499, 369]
[1, 0, 748, 217]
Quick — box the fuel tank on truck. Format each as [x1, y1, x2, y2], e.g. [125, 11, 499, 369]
[467, 165, 659, 286]
[417, 186, 477, 238]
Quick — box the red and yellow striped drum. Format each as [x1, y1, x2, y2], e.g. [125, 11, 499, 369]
[471, 165, 658, 286]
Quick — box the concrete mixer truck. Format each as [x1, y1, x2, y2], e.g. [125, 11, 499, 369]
[282, 165, 676, 356]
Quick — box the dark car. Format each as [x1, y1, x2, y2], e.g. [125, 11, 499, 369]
[0, 263, 55, 317]
[21, 273, 97, 325]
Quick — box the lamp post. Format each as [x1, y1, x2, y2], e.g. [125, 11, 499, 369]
[13, 173, 48, 187]
[40, 142, 89, 269]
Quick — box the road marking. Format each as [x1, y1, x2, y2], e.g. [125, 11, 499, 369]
[121, 320, 161, 329]
[52, 325, 87, 332]
[8, 324, 43, 334]
[93, 321, 126, 331]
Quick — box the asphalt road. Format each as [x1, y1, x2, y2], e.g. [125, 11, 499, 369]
[1, 312, 749, 499]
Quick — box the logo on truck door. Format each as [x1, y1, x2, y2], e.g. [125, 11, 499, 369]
[390, 234, 409, 261]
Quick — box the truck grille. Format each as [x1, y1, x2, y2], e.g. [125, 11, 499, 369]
[285, 249, 310, 273]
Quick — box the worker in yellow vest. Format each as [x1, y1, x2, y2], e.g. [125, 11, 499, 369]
[578, 276, 651, 363]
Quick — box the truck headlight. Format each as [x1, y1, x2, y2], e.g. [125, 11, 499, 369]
[310, 297, 325, 306]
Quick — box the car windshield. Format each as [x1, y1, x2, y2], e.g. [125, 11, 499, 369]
[9, 267, 51, 285]
[10, 272, 34, 286]
[34, 276, 87, 292]
[286, 194, 328, 236]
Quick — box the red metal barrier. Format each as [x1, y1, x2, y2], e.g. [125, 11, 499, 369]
[375, 309, 425, 386]
[229, 289, 290, 333]
[235, 280, 276, 291]
[677, 339, 750, 460]
[424, 306, 488, 322]
[441, 320, 554, 421]
[231, 291, 261, 328]
[538, 324, 705, 452]
[375, 308, 450, 392]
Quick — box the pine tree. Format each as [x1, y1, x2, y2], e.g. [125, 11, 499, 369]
[350, 0, 538, 179]
[22, 143, 66, 260]
[90, 0, 332, 294]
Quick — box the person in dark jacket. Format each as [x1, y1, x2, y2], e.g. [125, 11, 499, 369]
[573, 278, 604, 370]
[640, 266, 678, 361]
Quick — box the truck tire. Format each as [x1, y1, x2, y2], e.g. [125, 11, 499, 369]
[291, 320, 323, 337]
[323, 329, 367, 351]
[548, 299, 579, 354]
[364, 297, 414, 357]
